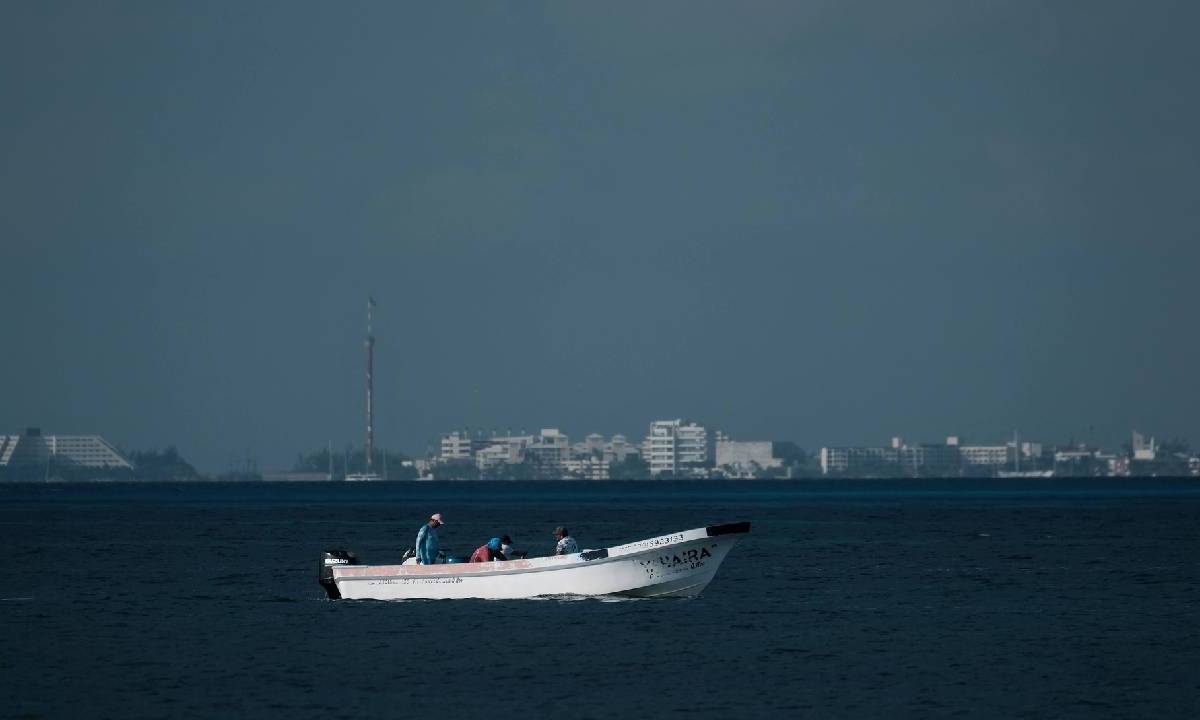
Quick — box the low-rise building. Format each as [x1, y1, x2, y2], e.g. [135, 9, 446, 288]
[820, 445, 901, 474]
[714, 435, 781, 477]
[605, 434, 639, 464]
[820, 435, 1049, 476]
[1132, 431, 1157, 461]
[1, 428, 132, 469]
[475, 438, 528, 470]
[564, 457, 609, 480]
[959, 445, 1010, 467]
[439, 432, 473, 462]
[573, 433, 606, 458]
[903, 443, 962, 475]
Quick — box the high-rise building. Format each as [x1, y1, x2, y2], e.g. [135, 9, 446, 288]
[644, 420, 708, 475]
[526, 429, 569, 477]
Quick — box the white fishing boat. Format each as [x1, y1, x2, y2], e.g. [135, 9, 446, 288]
[319, 522, 750, 600]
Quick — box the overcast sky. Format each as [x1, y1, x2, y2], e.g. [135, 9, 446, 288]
[2, 1, 1197, 471]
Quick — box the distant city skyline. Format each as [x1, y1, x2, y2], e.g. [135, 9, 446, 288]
[392, 421, 1199, 480]
[2, 403, 1194, 475]
[3, 422, 1194, 481]
[3, 2, 1197, 472]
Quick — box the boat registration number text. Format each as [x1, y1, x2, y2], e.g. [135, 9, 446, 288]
[370, 577, 465, 586]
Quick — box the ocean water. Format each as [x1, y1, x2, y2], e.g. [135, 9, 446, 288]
[1, 479, 1198, 718]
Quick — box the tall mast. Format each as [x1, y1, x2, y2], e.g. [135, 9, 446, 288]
[366, 295, 376, 473]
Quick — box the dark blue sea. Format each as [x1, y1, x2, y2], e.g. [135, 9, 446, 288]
[2, 479, 1198, 718]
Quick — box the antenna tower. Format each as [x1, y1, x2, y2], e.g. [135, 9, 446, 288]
[366, 295, 376, 473]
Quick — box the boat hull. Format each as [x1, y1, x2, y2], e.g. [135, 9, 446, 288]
[326, 522, 749, 600]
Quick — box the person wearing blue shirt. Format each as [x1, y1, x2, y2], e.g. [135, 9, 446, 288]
[415, 513, 445, 564]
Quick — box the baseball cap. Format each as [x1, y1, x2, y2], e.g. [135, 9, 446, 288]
[431, 513, 446, 524]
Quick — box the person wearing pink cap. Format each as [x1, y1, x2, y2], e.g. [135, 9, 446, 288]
[415, 513, 445, 565]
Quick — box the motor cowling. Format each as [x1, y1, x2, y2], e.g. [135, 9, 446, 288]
[319, 549, 359, 599]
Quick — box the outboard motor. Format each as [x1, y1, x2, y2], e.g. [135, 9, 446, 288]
[319, 549, 359, 599]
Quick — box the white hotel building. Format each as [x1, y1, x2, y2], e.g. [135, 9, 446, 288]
[439, 432, 473, 461]
[644, 420, 708, 475]
[1, 428, 132, 469]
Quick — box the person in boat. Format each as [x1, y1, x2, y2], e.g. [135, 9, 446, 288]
[415, 513, 444, 565]
[469, 537, 507, 563]
[500, 534, 527, 560]
[553, 526, 579, 555]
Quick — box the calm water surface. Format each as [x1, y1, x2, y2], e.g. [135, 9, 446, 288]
[2, 480, 1198, 718]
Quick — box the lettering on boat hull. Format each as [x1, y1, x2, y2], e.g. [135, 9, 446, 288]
[638, 545, 714, 580]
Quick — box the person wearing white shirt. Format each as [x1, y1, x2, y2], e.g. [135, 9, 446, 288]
[553, 526, 579, 555]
